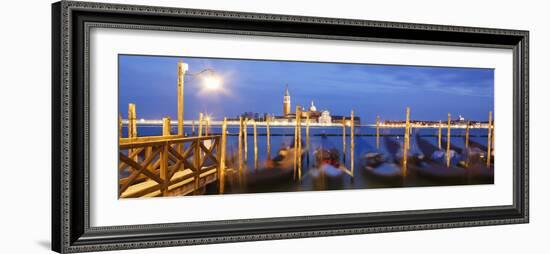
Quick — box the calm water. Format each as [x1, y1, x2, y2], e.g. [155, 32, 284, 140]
[121, 125, 493, 195]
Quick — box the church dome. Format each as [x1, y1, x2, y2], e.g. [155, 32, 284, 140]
[309, 101, 317, 112]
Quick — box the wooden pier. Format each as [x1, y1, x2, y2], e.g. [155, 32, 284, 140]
[118, 135, 225, 198]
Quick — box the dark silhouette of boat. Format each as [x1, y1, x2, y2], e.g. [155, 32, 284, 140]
[461, 138, 494, 184]
[310, 142, 347, 190]
[361, 151, 403, 186]
[468, 138, 487, 151]
[465, 137, 494, 167]
[442, 137, 464, 154]
[406, 134, 469, 184]
[384, 135, 425, 168]
[243, 144, 301, 191]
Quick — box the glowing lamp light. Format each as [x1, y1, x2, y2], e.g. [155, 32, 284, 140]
[202, 75, 222, 90]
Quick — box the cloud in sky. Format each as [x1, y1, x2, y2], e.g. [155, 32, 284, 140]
[119, 55, 494, 123]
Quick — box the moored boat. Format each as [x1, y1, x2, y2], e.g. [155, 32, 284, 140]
[413, 134, 469, 184]
[361, 151, 403, 186]
[311, 148, 347, 189]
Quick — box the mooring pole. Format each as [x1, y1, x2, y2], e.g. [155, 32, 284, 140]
[465, 121, 470, 149]
[198, 113, 203, 137]
[376, 115, 380, 150]
[253, 119, 258, 170]
[306, 113, 310, 166]
[205, 117, 210, 136]
[350, 110, 355, 178]
[487, 111, 493, 167]
[219, 118, 227, 194]
[342, 118, 346, 162]
[438, 120, 442, 150]
[294, 106, 300, 180]
[297, 107, 302, 181]
[238, 116, 243, 173]
[446, 113, 451, 168]
[465, 120, 471, 167]
[243, 118, 248, 162]
[266, 115, 271, 160]
[306, 113, 310, 150]
[403, 107, 410, 177]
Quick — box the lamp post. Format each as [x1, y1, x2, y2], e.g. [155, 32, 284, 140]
[177, 60, 223, 137]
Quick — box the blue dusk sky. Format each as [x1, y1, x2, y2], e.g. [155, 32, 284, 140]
[118, 55, 494, 123]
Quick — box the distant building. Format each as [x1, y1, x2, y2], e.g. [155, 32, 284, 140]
[283, 84, 291, 116]
[273, 85, 359, 125]
[319, 110, 332, 124]
[232, 85, 360, 125]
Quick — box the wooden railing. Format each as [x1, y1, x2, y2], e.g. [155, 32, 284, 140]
[118, 135, 222, 198]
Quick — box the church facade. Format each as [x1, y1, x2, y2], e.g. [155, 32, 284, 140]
[269, 85, 358, 125]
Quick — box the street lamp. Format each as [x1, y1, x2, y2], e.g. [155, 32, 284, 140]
[186, 68, 223, 91]
[177, 61, 224, 137]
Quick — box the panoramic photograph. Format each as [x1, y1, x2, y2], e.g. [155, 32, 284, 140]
[117, 54, 495, 199]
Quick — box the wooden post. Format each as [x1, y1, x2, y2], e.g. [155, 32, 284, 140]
[266, 115, 271, 160]
[162, 116, 171, 136]
[487, 111, 493, 167]
[118, 113, 123, 139]
[403, 107, 410, 176]
[491, 124, 495, 157]
[376, 116, 380, 150]
[350, 110, 355, 177]
[446, 113, 451, 168]
[438, 120, 442, 150]
[128, 103, 137, 138]
[294, 106, 300, 180]
[238, 117, 243, 172]
[160, 142, 169, 196]
[342, 118, 346, 162]
[465, 121, 470, 149]
[306, 113, 310, 150]
[465, 121, 470, 167]
[410, 123, 413, 149]
[253, 119, 258, 169]
[243, 118, 248, 162]
[198, 113, 203, 137]
[177, 61, 187, 136]
[205, 116, 210, 137]
[297, 107, 302, 181]
[194, 138, 201, 193]
[219, 118, 227, 194]
[128, 103, 137, 161]
[191, 120, 195, 136]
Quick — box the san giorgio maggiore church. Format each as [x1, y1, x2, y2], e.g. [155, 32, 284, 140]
[266, 85, 358, 125]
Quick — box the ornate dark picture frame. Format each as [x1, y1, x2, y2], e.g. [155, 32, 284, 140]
[51, 1, 529, 253]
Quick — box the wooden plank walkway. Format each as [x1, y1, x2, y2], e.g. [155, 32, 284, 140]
[121, 167, 219, 198]
[118, 134, 225, 198]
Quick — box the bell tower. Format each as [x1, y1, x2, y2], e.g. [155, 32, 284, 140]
[283, 84, 291, 116]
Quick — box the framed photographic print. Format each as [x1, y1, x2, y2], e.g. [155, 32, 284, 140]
[51, 1, 529, 253]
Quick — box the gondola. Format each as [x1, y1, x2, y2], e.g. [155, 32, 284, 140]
[462, 138, 494, 184]
[466, 137, 494, 167]
[442, 137, 464, 154]
[311, 148, 346, 189]
[361, 150, 403, 186]
[244, 145, 298, 190]
[412, 134, 469, 185]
